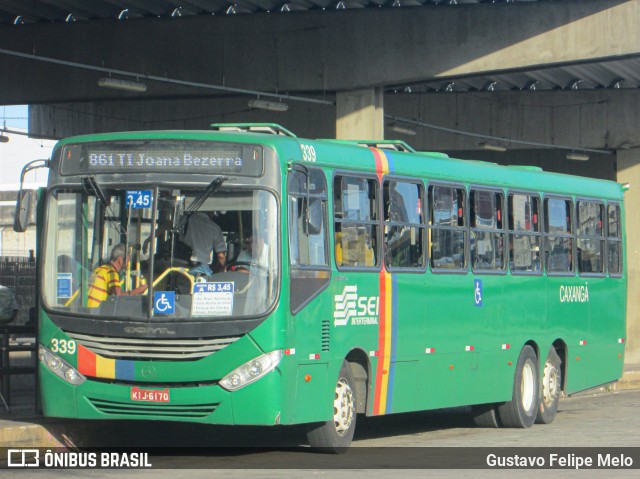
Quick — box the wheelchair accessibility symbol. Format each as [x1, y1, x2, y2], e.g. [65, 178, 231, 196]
[154, 291, 175, 315]
[474, 279, 483, 307]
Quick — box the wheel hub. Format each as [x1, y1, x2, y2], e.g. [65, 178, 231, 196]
[542, 359, 560, 407]
[333, 377, 355, 436]
[521, 361, 535, 413]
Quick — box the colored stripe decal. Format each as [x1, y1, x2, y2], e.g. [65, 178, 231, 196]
[116, 360, 136, 381]
[77, 344, 96, 377]
[76, 344, 135, 381]
[96, 354, 115, 378]
[371, 147, 391, 178]
[386, 275, 399, 414]
[373, 271, 387, 415]
[370, 148, 399, 415]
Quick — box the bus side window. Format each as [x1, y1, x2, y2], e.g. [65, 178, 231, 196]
[607, 203, 623, 276]
[544, 197, 574, 274]
[289, 169, 328, 267]
[470, 189, 505, 272]
[334, 175, 379, 269]
[577, 200, 605, 275]
[508, 193, 542, 274]
[429, 184, 466, 271]
[383, 179, 425, 270]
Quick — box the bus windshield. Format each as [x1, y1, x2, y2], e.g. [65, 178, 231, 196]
[42, 183, 278, 320]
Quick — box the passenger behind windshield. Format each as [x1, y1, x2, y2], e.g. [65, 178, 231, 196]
[87, 244, 148, 308]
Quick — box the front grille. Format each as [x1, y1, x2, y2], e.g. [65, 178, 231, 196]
[89, 398, 218, 418]
[67, 332, 241, 361]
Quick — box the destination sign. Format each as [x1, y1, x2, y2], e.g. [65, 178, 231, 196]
[60, 141, 263, 177]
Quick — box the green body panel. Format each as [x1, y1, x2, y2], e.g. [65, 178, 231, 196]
[36, 127, 627, 428]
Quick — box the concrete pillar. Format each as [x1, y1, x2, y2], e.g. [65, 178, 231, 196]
[336, 88, 384, 140]
[617, 148, 640, 364]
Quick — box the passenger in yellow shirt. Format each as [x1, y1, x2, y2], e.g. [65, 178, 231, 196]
[87, 244, 147, 308]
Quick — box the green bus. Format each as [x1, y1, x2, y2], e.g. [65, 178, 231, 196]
[16, 123, 627, 451]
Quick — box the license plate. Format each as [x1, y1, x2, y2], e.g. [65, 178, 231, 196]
[130, 387, 170, 403]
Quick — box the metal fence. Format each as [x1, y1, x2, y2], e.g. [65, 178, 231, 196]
[0, 256, 36, 325]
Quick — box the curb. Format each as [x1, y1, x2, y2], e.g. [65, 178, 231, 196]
[615, 369, 640, 391]
[0, 421, 65, 448]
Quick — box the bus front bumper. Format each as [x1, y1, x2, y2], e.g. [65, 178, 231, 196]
[39, 364, 283, 426]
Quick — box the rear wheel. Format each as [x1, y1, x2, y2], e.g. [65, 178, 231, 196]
[497, 345, 539, 428]
[307, 361, 357, 453]
[536, 347, 562, 424]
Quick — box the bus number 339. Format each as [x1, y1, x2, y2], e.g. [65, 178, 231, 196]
[50, 339, 77, 355]
[300, 144, 317, 162]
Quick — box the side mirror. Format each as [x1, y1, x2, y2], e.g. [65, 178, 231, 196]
[13, 158, 50, 233]
[305, 198, 323, 236]
[14, 189, 34, 232]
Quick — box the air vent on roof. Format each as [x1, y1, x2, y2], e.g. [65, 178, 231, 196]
[211, 123, 296, 137]
[357, 141, 416, 152]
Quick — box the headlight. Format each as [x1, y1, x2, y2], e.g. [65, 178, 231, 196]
[220, 350, 283, 391]
[39, 345, 86, 385]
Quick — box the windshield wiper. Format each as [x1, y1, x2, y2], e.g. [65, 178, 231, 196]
[82, 176, 127, 238]
[172, 176, 231, 234]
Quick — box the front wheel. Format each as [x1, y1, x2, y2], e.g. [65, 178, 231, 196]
[536, 347, 562, 424]
[307, 361, 357, 453]
[497, 345, 539, 428]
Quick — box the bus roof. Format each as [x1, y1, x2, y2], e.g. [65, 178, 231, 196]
[53, 127, 625, 202]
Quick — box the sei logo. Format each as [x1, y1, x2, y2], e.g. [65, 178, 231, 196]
[334, 285, 379, 327]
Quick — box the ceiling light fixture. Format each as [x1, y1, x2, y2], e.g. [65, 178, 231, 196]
[248, 99, 289, 112]
[566, 152, 589, 161]
[389, 122, 417, 136]
[97, 77, 147, 93]
[480, 141, 507, 152]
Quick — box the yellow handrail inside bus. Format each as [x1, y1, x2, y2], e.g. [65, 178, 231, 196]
[152, 267, 195, 293]
[64, 289, 79, 307]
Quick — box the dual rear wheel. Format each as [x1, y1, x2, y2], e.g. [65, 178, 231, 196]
[536, 347, 562, 424]
[473, 345, 561, 428]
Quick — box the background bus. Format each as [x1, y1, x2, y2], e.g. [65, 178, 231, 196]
[16, 124, 626, 452]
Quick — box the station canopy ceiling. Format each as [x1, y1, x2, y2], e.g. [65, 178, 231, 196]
[0, 1, 546, 24]
[1, 0, 639, 95]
